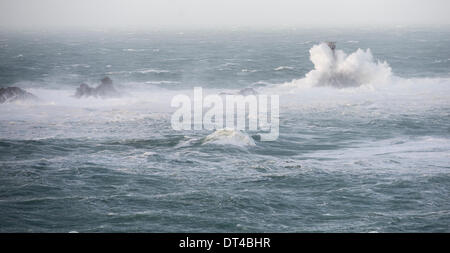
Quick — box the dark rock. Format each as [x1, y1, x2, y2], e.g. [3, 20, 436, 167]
[238, 87, 258, 96]
[96, 77, 119, 97]
[74, 77, 120, 98]
[101, 77, 112, 85]
[0, 87, 38, 104]
[75, 83, 95, 98]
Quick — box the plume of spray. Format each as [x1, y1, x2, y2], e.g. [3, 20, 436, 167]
[291, 43, 392, 88]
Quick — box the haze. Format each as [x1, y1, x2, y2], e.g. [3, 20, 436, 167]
[0, 0, 449, 30]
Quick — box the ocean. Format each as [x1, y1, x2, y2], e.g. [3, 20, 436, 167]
[0, 27, 449, 232]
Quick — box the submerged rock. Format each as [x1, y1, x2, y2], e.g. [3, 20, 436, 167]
[74, 76, 120, 98]
[238, 87, 258, 96]
[218, 87, 259, 96]
[0, 87, 38, 104]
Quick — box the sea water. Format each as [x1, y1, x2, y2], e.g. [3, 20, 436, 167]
[0, 27, 449, 232]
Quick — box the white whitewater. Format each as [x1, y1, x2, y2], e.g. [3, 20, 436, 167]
[202, 128, 256, 147]
[288, 43, 392, 88]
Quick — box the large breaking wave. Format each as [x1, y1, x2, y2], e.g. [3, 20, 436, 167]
[287, 43, 392, 88]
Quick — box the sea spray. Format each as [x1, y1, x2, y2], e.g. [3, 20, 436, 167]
[290, 43, 392, 88]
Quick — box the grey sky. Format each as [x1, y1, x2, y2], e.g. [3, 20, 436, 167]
[1, 0, 449, 29]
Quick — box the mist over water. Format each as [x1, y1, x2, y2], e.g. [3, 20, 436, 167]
[0, 28, 449, 232]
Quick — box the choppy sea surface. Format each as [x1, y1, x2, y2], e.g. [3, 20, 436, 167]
[0, 28, 449, 232]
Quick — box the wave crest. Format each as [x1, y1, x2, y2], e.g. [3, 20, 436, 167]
[202, 129, 255, 147]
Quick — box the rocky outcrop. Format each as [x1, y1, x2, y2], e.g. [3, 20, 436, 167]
[238, 87, 258, 96]
[0, 87, 38, 104]
[75, 77, 120, 98]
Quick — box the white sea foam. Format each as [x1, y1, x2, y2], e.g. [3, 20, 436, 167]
[138, 69, 169, 74]
[274, 66, 294, 71]
[241, 69, 259, 73]
[122, 48, 146, 52]
[144, 81, 180, 85]
[106, 69, 170, 75]
[70, 64, 90, 68]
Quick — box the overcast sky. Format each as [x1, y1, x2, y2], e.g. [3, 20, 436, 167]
[1, 0, 449, 30]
